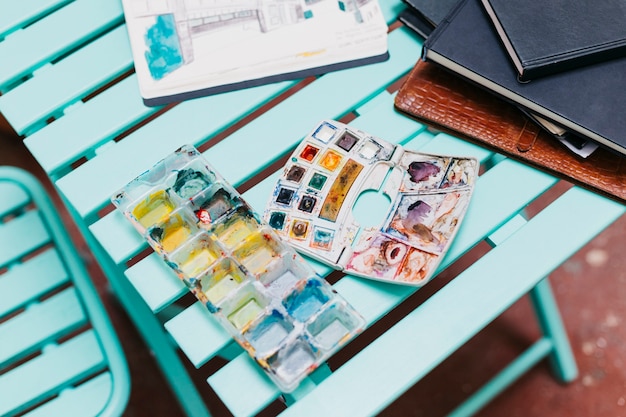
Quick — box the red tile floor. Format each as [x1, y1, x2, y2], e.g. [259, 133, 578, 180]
[1, 117, 625, 417]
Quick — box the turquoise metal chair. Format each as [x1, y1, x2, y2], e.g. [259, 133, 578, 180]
[0, 166, 130, 417]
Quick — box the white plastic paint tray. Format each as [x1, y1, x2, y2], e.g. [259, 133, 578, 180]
[111, 145, 365, 392]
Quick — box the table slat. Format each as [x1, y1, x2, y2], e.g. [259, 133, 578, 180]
[0, 25, 132, 135]
[24, 75, 155, 177]
[124, 252, 185, 313]
[209, 353, 280, 417]
[0, 0, 123, 90]
[378, 0, 405, 25]
[164, 302, 232, 368]
[0, 0, 72, 39]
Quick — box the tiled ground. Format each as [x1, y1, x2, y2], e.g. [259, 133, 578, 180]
[2, 117, 625, 416]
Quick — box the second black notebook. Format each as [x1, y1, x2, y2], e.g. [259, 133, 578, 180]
[481, 0, 626, 80]
[400, 0, 459, 37]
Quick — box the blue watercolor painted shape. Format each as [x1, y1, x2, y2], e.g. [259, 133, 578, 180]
[144, 14, 183, 80]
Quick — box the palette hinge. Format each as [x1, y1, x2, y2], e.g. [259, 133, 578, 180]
[389, 144, 405, 166]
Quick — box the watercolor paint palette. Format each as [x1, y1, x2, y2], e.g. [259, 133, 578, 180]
[111, 145, 365, 392]
[263, 120, 479, 286]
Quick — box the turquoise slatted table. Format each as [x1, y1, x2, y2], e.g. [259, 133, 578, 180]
[1, 1, 624, 416]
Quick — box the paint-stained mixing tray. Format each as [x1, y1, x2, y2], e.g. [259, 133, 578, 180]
[111, 145, 365, 392]
[263, 120, 479, 286]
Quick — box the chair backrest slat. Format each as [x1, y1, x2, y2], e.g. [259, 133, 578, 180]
[0, 330, 105, 417]
[0, 182, 29, 216]
[0, 248, 68, 317]
[22, 373, 113, 417]
[0, 209, 51, 266]
[0, 287, 87, 368]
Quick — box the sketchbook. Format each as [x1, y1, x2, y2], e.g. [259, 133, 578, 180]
[122, 0, 390, 106]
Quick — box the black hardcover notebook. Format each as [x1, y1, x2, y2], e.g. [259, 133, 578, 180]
[422, 0, 626, 157]
[481, 0, 626, 80]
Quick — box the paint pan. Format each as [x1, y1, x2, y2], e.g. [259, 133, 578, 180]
[146, 209, 198, 254]
[168, 233, 222, 282]
[171, 163, 216, 200]
[194, 258, 247, 308]
[211, 208, 261, 250]
[130, 189, 176, 230]
[231, 228, 284, 277]
[218, 281, 269, 332]
[191, 184, 242, 225]
[266, 337, 319, 388]
[268, 211, 287, 231]
[257, 254, 311, 298]
[306, 300, 363, 351]
[282, 278, 332, 323]
[243, 309, 294, 358]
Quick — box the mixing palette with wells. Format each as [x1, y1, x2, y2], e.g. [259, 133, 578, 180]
[111, 145, 365, 392]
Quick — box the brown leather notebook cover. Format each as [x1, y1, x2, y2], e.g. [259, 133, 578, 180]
[394, 59, 626, 203]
